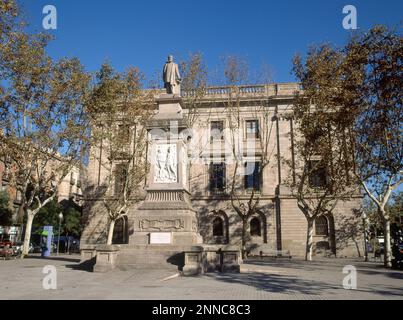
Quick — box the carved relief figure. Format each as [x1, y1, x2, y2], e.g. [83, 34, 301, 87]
[155, 144, 177, 183]
[165, 147, 177, 182]
[156, 148, 166, 181]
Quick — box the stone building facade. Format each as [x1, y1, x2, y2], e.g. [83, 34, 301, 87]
[81, 83, 363, 258]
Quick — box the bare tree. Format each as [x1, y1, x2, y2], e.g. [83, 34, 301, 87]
[219, 55, 276, 258]
[180, 52, 208, 128]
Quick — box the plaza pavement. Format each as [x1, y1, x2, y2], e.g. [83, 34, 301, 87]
[0, 254, 402, 300]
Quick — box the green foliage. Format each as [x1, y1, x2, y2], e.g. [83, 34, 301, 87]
[32, 199, 82, 237]
[0, 190, 13, 226]
[63, 207, 82, 238]
[32, 199, 62, 234]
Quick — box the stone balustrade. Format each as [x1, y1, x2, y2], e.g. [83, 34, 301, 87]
[181, 83, 300, 99]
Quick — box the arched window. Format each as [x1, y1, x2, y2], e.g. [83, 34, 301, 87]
[213, 217, 224, 237]
[250, 217, 261, 237]
[112, 216, 129, 244]
[315, 216, 329, 236]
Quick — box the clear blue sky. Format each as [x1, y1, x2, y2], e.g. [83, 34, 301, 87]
[21, 0, 402, 85]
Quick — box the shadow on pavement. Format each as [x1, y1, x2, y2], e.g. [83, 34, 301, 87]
[65, 257, 96, 272]
[205, 271, 338, 295]
[26, 255, 80, 263]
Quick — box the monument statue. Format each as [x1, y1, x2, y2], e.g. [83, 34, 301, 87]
[163, 55, 181, 95]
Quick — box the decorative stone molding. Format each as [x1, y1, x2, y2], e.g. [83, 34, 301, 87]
[146, 190, 185, 202]
[140, 219, 185, 231]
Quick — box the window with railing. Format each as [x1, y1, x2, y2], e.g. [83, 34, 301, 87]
[246, 120, 260, 139]
[210, 121, 224, 141]
[250, 217, 261, 237]
[209, 163, 226, 194]
[244, 162, 261, 192]
[315, 216, 329, 236]
[308, 160, 327, 188]
[213, 217, 224, 237]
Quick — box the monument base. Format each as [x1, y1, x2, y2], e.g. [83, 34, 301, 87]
[116, 90, 203, 271]
[116, 244, 193, 271]
[130, 189, 203, 246]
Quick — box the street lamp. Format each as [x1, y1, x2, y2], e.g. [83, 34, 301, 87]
[363, 211, 368, 262]
[57, 212, 63, 256]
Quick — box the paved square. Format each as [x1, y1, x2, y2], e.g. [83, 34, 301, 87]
[0, 255, 402, 300]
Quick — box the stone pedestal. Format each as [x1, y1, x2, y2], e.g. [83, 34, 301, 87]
[183, 245, 241, 276]
[80, 244, 97, 264]
[202, 245, 221, 272]
[183, 246, 203, 276]
[220, 246, 241, 273]
[125, 94, 202, 270]
[93, 245, 120, 273]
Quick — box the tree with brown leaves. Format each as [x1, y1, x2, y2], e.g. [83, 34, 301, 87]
[87, 63, 154, 245]
[0, 1, 91, 256]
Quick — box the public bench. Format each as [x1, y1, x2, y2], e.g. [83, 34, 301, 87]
[247, 247, 292, 260]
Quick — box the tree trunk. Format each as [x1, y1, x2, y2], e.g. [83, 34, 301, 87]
[66, 232, 70, 254]
[241, 219, 247, 259]
[107, 219, 116, 245]
[22, 212, 34, 257]
[352, 236, 361, 257]
[305, 219, 314, 261]
[383, 218, 392, 268]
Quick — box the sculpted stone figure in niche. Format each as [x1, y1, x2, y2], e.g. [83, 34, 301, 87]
[155, 144, 177, 183]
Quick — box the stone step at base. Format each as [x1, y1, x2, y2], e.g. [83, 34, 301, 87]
[117, 263, 180, 272]
[116, 246, 185, 270]
[118, 244, 194, 251]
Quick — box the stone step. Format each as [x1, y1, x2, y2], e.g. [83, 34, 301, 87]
[117, 263, 180, 272]
[118, 244, 194, 251]
[116, 246, 184, 270]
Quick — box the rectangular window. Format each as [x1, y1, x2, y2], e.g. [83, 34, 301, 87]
[308, 160, 327, 188]
[244, 162, 261, 191]
[210, 121, 224, 141]
[114, 163, 128, 196]
[117, 124, 131, 146]
[115, 124, 132, 159]
[209, 163, 226, 193]
[246, 120, 260, 139]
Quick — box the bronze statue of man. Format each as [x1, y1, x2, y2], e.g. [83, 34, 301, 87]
[163, 55, 181, 95]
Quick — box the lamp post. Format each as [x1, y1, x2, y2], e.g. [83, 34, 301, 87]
[363, 211, 368, 262]
[57, 212, 63, 256]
